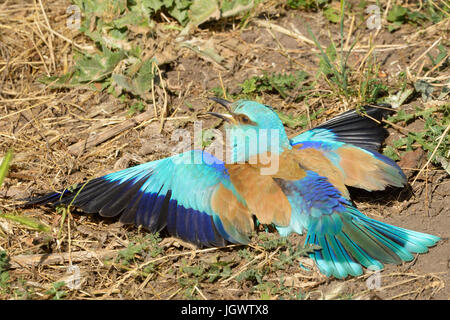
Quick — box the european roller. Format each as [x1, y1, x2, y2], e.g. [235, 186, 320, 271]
[25, 98, 439, 279]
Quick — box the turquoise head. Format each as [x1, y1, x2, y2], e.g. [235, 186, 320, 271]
[209, 98, 291, 163]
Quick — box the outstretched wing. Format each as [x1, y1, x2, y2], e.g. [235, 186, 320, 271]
[291, 141, 406, 193]
[25, 150, 254, 247]
[291, 105, 393, 152]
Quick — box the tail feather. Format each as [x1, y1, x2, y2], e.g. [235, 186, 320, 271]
[351, 219, 413, 262]
[306, 206, 439, 278]
[336, 232, 384, 270]
[341, 217, 403, 265]
[326, 234, 363, 277]
[353, 211, 438, 252]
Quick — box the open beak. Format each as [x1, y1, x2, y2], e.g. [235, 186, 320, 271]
[208, 97, 233, 113]
[207, 112, 235, 123]
[208, 97, 235, 123]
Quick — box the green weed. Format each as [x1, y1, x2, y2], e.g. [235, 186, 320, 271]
[0, 149, 12, 188]
[286, 0, 329, 10]
[383, 104, 450, 168]
[0, 251, 10, 295]
[307, 0, 356, 100]
[40, 0, 261, 113]
[386, 2, 449, 32]
[45, 281, 67, 300]
[276, 107, 324, 129]
[239, 71, 310, 100]
[116, 233, 163, 266]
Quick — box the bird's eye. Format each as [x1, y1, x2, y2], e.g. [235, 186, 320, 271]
[240, 115, 250, 124]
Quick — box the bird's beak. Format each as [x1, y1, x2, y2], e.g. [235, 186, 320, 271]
[207, 112, 235, 123]
[208, 97, 236, 123]
[208, 97, 233, 113]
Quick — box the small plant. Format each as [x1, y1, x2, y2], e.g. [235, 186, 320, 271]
[128, 101, 146, 115]
[358, 52, 389, 103]
[0, 251, 10, 274]
[237, 248, 254, 260]
[13, 278, 36, 299]
[322, 6, 341, 23]
[236, 268, 264, 284]
[287, 0, 329, 10]
[386, 2, 449, 32]
[206, 260, 233, 282]
[426, 44, 449, 72]
[383, 105, 450, 169]
[41, 0, 260, 111]
[0, 149, 12, 188]
[116, 233, 163, 266]
[274, 243, 320, 270]
[239, 70, 310, 100]
[307, 0, 355, 100]
[257, 232, 289, 251]
[0, 251, 11, 295]
[45, 281, 67, 300]
[276, 107, 324, 129]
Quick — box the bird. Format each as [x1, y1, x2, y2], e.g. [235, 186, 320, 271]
[24, 98, 439, 279]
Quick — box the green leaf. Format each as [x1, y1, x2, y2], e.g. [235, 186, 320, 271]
[0, 149, 13, 188]
[383, 145, 400, 161]
[0, 251, 10, 274]
[414, 80, 434, 102]
[387, 109, 415, 124]
[46, 281, 67, 300]
[71, 48, 126, 84]
[382, 88, 413, 109]
[0, 213, 51, 233]
[169, 0, 193, 25]
[188, 0, 220, 26]
[142, 0, 165, 12]
[406, 10, 426, 23]
[0, 271, 10, 289]
[221, 0, 254, 17]
[323, 6, 340, 23]
[387, 21, 402, 33]
[134, 59, 155, 94]
[114, 11, 149, 29]
[387, 5, 408, 23]
[427, 44, 448, 67]
[240, 77, 257, 94]
[129, 101, 146, 115]
[112, 74, 135, 93]
[112, 58, 155, 97]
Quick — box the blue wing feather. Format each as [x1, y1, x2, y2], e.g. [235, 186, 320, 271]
[290, 106, 393, 151]
[276, 171, 439, 278]
[25, 150, 238, 247]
